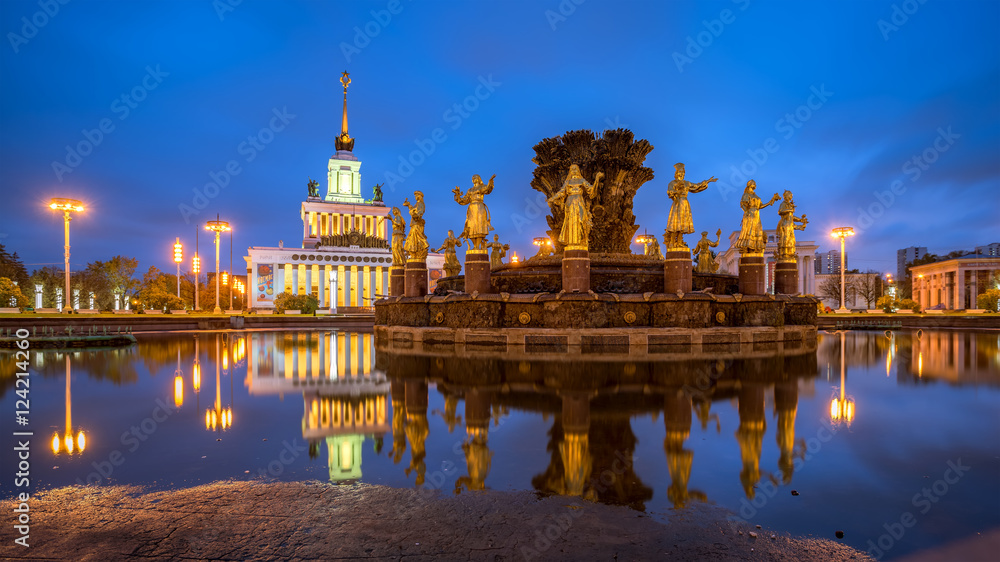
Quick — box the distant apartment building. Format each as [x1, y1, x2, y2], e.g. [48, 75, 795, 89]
[897, 246, 928, 279]
[814, 250, 846, 275]
[975, 242, 1000, 257]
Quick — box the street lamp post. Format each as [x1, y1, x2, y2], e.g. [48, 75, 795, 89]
[205, 216, 231, 315]
[192, 254, 201, 311]
[173, 238, 183, 299]
[831, 227, 855, 312]
[49, 199, 84, 313]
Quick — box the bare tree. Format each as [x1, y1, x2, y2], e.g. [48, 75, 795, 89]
[852, 270, 882, 309]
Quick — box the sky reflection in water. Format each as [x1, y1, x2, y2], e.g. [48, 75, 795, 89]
[1, 329, 997, 558]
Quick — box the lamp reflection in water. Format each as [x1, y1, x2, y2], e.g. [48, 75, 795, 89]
[173, 345, 184, 408]
[52, 354, 86, 455]
[205, 334, 233, 431]
[830, 331, 856, 425]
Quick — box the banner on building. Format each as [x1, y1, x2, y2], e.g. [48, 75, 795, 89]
[257, 264, 274, 301]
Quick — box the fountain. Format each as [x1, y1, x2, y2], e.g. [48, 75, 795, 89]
[375, 129, 817, 349]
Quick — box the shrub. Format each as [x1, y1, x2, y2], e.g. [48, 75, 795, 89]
[977, 289, 1000, 312]
[0, 277, 29, 309]
[273, 292, 319, 314]
[896, 298, 921, 313]
[876, 295, 896, 312]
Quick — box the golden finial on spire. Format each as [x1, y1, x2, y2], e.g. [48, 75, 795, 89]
[336, 70, 355, 151]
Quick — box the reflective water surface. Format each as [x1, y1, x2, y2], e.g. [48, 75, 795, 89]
[1, 329, 998, 559]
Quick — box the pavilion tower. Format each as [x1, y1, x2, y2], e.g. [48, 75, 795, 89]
[326, 71, 364, 204]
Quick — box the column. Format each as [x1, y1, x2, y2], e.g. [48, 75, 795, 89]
[956, 269, 965, 310]
[405, 257, 428, 297]
[739, 252, 767, 295]
[291, 265, 299, 295]
[464, 249, 490, 294]
[346, 265, 356, 306]
[318, 266, 326, 307]
[970, 270, 979, 308]
[35, 284, 42, 309]
[357, 266, 366, 306]
[563, 248, 590, 293]
[305, 266, 313, 299]
[337, 265, 346, 307]
[275, 264, 286, 296]
[382, 267, 390, 298]
[73, 289, 80, 310]
[663, 248, 691, 294]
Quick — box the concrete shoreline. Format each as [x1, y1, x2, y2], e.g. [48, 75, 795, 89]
[2, 480, 873, 561]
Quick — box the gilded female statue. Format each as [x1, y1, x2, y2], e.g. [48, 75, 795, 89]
[693, 229, 722, 273]
[665, 163, 717, 250]
[433, 230, 464, 277]
[453, 174, 495, 252]
[735, 180, 780, 254]
[390, 207, 406, 265]
[487, 234, 509, 269]
[548, 164, 603, 251]
[403, 191, 428, 262]
[775, 190, 808, 260]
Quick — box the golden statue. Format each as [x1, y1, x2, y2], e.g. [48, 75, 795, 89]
[487, 234, 509, 269]
[735, 180, 780, 255]
[403, 192, 428, 262]
[453, 174, 495, 252]
[455, 427, 492, 493]
[548, 164, 603, 251]
[692, 229, 722, 273]
[775, 190, 808, 261]
[665, 163, 717, 250]
[432, 230, 464, 277]
[390, 207, 407, 265]
[640, 235, 663, 259]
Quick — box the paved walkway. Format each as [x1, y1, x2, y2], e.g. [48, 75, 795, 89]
[4, 480, 873, 561]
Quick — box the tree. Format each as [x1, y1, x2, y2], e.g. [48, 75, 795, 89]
[0, 277, 28, 308]
[104, 256, 139, 309]
[851, 270, 883, 309]
[978, 289, 1000, 312]
[530, 129, 655, 254]
[135, 266, 185, 311]
[0, 244, 30, 289]
[30, 266, 63, 308]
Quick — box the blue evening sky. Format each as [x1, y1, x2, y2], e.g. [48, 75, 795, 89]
[1, 0, 997, 275]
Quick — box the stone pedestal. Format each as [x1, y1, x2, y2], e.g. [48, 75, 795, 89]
[739, 255, 766, 295]
[774, 259, 798, 295]
[465, 251, 492, 294]
[663, 249, 693, 294]
[389, 266, 405, 297]
[562, 249, 590, 293]
[404, 260, 427, 298]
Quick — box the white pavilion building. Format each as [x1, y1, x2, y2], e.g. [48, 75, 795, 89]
[245, 73, 443, 311]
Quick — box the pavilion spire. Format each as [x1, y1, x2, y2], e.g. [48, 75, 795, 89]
[335, 71, 355, 152]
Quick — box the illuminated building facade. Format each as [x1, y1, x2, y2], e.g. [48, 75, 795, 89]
[910, 255, 1000, 310]
[245, 75, 443, 311]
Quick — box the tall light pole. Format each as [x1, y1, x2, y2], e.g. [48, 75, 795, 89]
[173, 238, 183, 299]
[205, 216, 231, 315]
[831, 227, 855, 312]
[49, 199, 84, 313]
